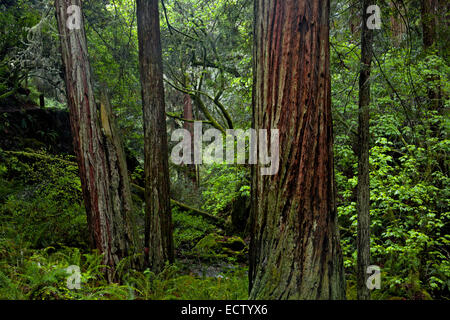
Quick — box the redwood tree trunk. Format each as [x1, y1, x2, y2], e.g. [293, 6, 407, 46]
[136, 0, 174, 272]
[183, 93, 198, 188]
[421, 0, 437, 50]
[249, 0, 346, 299]
[55, 0, 140, 281]
[356, 0, 373, 301]
[389, 1, 406, 46]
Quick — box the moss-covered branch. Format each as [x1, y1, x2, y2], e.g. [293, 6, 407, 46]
[3, 150, 77, 167]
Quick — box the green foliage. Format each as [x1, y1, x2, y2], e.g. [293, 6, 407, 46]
[172, 207, 216, 250]
[0, 0, 448, 301]
[122, 264, 248, 300]
[0, 150, 88, 249]
[0, 148, 248, 300]
[192, 233, 247, 263]
[0, 242, 248, 300]
[200, 163, 249, 216]
[0, 1, 40, 94]
[333, 39, 449, 299]
[0, 242, 135, 300]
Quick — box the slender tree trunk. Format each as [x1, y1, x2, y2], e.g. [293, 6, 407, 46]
[249, 0, 346, 300]
[55, 0, 140, 281]
[136, 0, 174, 272]
[356, 0, 373, 301]
[183, 93, 198, 188]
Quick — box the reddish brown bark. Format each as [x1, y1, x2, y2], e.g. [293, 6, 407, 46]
[357, 0, 373, 301]
[55, 0, 140, 281]
[249, 0, 345, 299]
[389, 1, 406, 46]
[136, 0, 174, 272]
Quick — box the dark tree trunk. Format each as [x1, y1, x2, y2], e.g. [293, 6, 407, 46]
[249, 0, 346, 300]
[55, 0, 140, 281]
[421, 0, 442, 111]
[39, 94, 45, 108]
[136, 0, 174, 272]
[356, 0, 373, 301]
[421, 0, 437, 50]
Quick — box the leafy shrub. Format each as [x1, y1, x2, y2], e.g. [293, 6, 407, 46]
[330, 36, 450, 299]
[200, 163, 249, 216]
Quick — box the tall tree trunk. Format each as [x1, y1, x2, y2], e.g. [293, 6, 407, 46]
[249, 0, 346, 300]
[183, 93, 198, 188]
[421, 0, 437, 50]
[356, 0, 373, 301]
[421, 0, 441, 112]
[136, 0, 174, 272]
[389, 1, 406, 46]
[55, 0, 140, 281]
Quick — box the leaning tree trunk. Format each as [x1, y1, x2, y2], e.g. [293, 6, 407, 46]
[356, 0, 374, 301]
[136, 0, 174, 272]
[55, 0, 140, 281]
[249, 0, 346, 299]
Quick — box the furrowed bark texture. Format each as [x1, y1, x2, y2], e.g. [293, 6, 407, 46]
[249, 0, 346, 299]
[356, 0, 373, 301]
[99, 91, 143, 270]
[55, 0, 140, 281]
[136, 0, 174, 272]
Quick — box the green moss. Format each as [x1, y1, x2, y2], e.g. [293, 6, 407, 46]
[191, 233, 248, 263]
[193, 233, 222, 254]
